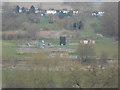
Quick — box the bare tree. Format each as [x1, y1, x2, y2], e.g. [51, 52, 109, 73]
[100, 52, 108, 64]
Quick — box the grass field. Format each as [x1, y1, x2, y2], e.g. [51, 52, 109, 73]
[2, 36, 118, 59]
[2, 40, 31, 59]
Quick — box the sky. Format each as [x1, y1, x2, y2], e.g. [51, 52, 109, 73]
[1, 0, 119, 2]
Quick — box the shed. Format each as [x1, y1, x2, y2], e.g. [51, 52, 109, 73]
[60, 36, 66, 45]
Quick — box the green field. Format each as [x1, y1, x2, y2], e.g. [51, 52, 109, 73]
[2, 36, 118, 59]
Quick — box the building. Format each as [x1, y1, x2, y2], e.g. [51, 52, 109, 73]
[62, 9, 69, 14]
[35, 8, 40, 14]
[46, 9, 57, 15]
[18, 8, 22, 13]
[73, 9, 79, 15]
[92, 11, 104, 17]
[60, 36, 66, 45]
[13, 5, 81, 16]
[80, 40, 96, 44]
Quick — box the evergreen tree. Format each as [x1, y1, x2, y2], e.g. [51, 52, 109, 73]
[30, 5, 35, 14]
[15, 5, 20, 13]
[21, 7, 26, 13]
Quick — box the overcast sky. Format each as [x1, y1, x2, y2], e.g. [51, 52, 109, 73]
[1, 0, 119, 2]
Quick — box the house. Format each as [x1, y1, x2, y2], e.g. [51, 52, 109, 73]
[18, 8, 22, 13]
[92, 11, 104, 17]
[46, 9, 57, 15]
[98, 11, 104, 16]
[80, 39, 89, 44]
[62, 9, 69, 14]
[35, 8, 40, 14]
[83, 40, 89, 44]
[13, 5, 81, 17]
[80, 40, 96, 44]
[39, 9, 46, 16]
[92, 11, 99, 16]
[73, 9, 79, 15]
[91, 40, 96, 44]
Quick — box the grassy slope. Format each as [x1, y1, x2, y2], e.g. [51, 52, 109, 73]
[39, 17, 61, 30]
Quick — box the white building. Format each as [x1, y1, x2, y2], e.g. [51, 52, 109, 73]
[80, 40, 96, 44]
[83, 40, 89, 44]
[35, 8, 40, 14]
[92, 13, 97, 16]
[19, 8, 22, 13]
[98, 11, 104, 16]
[46, 9, 57, 15]
[62, 9, 69, 14]
[92, 11, 104, 17]
[73, 10, 79, 15]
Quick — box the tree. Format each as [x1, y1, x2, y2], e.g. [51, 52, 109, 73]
[73, 22, 77, 29]
[77, 44, 95, 63]
[58, 12, 67, 19]
[48, 14, 54, 23]
[21, 7, 26, 13]
[73, 21, 83, 30]
[78, 21, 83, 30]
[15, 5, 20, 13]
[100, 52, 108, 64]
[29, 5, 35, 14]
